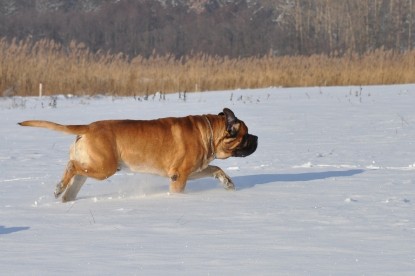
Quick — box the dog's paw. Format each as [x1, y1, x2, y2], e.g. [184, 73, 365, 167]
[215, 171, 235, 191]
[223, 178, 236, 190]
[54, 182, 65, 198]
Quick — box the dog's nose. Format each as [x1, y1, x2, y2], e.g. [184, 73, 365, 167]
[248, 134, 258, 146]
[250, 135, 258, 150]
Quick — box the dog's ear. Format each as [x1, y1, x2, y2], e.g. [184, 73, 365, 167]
[222, 108, 240, 137]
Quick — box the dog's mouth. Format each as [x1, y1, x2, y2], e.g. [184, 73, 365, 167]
[232, 134, 258, 157]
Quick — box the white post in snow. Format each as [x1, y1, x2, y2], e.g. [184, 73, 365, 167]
[39, 82, 43, 98]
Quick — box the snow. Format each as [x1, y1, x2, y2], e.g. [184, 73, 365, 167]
[1, 85, 414, 275]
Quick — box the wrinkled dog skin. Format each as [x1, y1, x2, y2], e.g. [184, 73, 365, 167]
[19, 108, 258, 202]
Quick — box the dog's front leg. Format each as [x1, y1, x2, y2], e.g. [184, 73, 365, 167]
[189, 165, 235, 190]
[169, 171, 189, 193]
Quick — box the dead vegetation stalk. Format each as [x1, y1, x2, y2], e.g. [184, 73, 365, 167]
[1, 38, 415, 96]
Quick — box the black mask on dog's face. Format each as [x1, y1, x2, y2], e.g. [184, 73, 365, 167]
[232, 133, 258, 157]
[217, 108, 258, 158]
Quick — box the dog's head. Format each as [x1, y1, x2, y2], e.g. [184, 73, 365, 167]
[215, 108, 258, 159]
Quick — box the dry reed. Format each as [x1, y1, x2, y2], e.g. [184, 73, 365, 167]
[1, 38, 415, 96]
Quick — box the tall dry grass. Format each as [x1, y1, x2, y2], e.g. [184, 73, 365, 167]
[1, 38, 415, 96]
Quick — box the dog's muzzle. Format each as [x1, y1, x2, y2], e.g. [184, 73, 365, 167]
[233, 134, 258, 157]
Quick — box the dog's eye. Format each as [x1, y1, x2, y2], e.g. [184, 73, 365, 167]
[228, 129, 238, 138]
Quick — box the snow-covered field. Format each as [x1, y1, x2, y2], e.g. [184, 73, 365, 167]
[1, 85, 414, 275]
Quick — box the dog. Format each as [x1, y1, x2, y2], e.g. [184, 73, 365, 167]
[19, 108, 258, 202]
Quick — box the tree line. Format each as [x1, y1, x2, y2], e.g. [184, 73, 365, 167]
[0, 0, 414, 58]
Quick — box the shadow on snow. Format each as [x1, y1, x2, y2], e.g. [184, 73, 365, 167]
[77, 169, 365, 197]
[233, 169, 365, 190]
[0, 226, 30, 235]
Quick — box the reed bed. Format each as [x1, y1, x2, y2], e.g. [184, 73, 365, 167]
[1, 38, 415, 96]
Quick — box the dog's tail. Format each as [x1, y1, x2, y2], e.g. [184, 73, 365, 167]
[18, 120, 89, 135]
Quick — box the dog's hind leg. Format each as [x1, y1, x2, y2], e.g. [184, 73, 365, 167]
[55, 161, 77, 199]
[61, 175, 87, 202]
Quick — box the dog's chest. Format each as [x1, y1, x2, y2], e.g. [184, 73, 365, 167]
[118, 161, 166, 176]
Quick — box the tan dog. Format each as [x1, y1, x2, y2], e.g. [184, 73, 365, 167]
[19, 108, 258, 202]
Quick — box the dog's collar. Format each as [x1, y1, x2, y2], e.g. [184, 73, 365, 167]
[203, 116, 216, 159]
